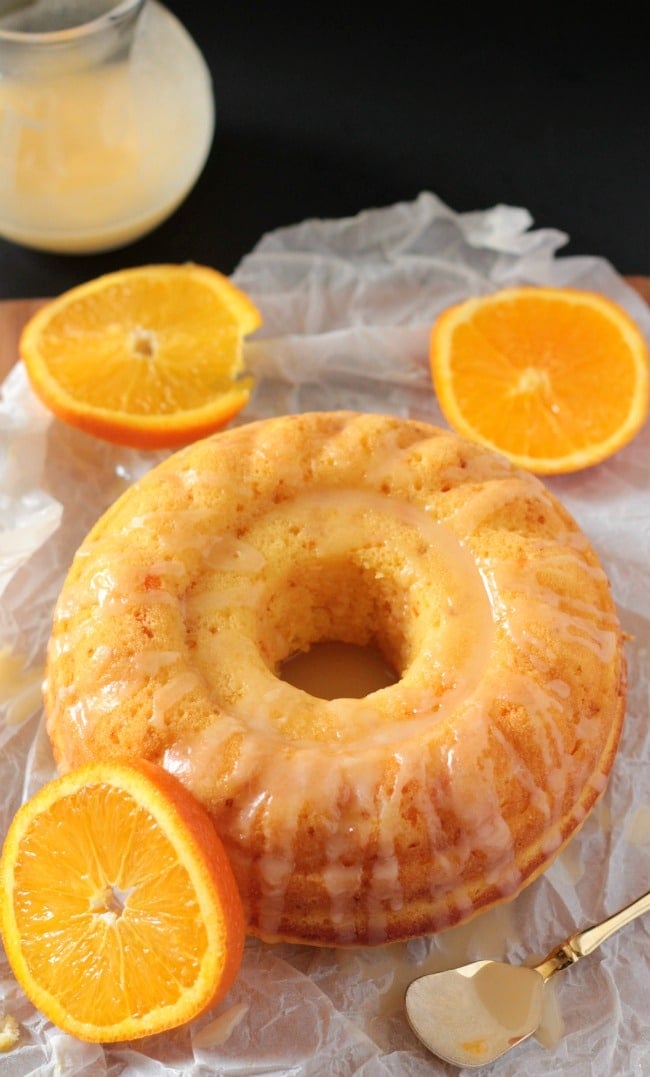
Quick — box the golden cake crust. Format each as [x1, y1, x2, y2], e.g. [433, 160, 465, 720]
[45, 411, 626, 945]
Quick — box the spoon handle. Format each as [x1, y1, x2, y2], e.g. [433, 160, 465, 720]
[535, 889, 650, 981]
[570, 889, 650, 957]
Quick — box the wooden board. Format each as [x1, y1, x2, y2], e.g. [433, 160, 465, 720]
[1, 279, 649, 382]
[0, 298, 48, 380]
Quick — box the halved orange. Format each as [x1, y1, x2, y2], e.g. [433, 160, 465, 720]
[0, 759, 245, 1043]
[430, 286, 649, 473]
[20, 263, 262, 450]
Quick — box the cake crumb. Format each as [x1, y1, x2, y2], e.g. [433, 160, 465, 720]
[0, 1012, 20, 1052]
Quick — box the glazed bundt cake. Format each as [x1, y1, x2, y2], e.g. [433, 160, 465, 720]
[45, 411, 626, 945]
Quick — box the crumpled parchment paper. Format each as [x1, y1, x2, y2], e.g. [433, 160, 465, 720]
[0, 191, 648, 1076]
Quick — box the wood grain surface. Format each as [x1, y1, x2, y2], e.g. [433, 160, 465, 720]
[1, 280, 649, 382]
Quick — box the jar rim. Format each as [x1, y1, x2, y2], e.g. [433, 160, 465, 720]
[0, 0, 146, 45]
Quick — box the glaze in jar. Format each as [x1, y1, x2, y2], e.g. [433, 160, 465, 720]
[0, 0, 214, 253]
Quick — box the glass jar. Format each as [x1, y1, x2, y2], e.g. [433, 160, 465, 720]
[0, 0, 215, 253]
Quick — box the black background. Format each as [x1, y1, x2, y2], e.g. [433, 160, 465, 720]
[0, 3, 648, 298]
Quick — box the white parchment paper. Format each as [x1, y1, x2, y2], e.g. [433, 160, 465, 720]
[1, 191, 648, 1076]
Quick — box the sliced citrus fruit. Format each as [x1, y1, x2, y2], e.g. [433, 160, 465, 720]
[19, 263, 262, 450]
[0, 759, 245, 1043]
[430, 286, 649, 474]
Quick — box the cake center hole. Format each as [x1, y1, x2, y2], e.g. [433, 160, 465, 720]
[280, 640, 398, 700]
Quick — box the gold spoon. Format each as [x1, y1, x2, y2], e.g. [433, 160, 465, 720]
[405, 889, 650, 1069]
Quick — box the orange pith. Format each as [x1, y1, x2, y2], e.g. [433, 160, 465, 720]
[0, 759, 245, 1043]
[19, 263, 262, 449]
[430, 286, 649, 474]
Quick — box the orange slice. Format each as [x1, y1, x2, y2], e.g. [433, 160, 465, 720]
[20, 263, 262, 450]
[0, 759, 245, 1043]
[430, 286, 649, 473]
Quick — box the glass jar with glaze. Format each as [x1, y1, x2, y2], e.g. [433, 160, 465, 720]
[0, 0, 215, 253]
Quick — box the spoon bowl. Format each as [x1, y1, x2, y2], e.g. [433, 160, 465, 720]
[406, 959, 544, 1068]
